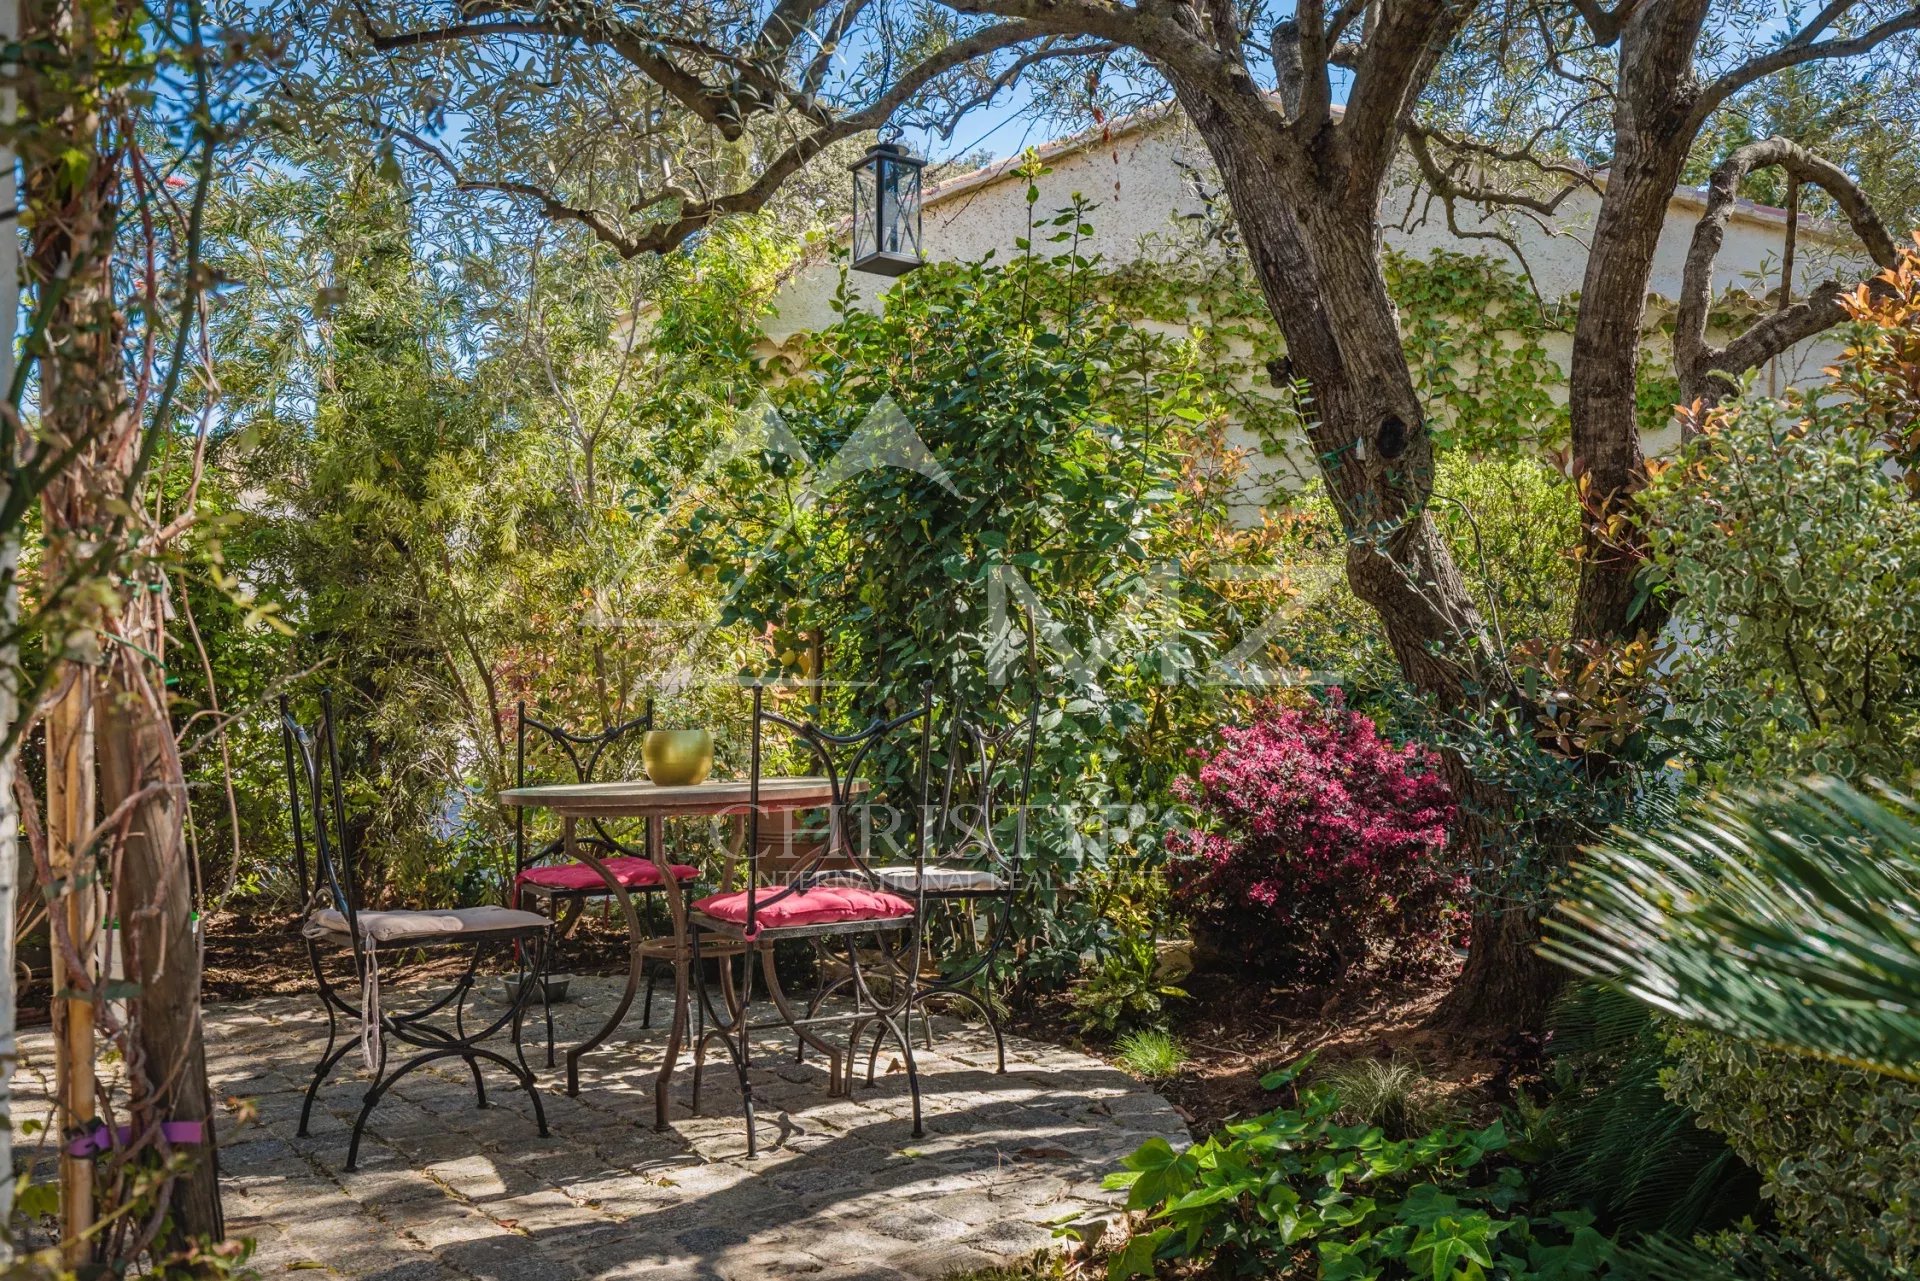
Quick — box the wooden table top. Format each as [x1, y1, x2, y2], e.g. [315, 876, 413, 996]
[499, 776, 851, 819]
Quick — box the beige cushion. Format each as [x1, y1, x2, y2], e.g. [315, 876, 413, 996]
[306, 905, 549, 943]
[872, 865, 1005, 893]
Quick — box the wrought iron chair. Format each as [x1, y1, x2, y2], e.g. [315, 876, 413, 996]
[281, 691, 552, 1171]
[511, 700, 705, 1064]
[687, 683, 933, 1157]
[865, 701, 1037, 1072]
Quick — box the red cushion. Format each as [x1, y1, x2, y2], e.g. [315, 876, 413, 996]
[515, 857, 697, 893]
[692, 886, 914, 932]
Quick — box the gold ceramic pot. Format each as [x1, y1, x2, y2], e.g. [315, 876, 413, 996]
[643, 728, 713, 786]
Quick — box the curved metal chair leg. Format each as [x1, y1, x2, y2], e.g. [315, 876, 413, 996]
[512, 935, 546, 1078]
[540, 969, 556, 1069]
[299, 1038, 353, 1138]
[898, 1011, 924, 1139]
[346, 1031, 391, 1172]
[690, 933, 710, 1115]
[474, 1043, 549, 1140]
[761, 946, 843, 1096]
[734, 962, 758, 1158]
[452, 970, 488, 1108]
[923, 985, 1008, 1073]
[691, 929, 760, 1156]
[856, 1000, 924, 1136]
[345, 1044, 543, 1170]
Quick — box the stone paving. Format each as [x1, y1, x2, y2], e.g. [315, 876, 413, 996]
[14, 975, 1187, 1280]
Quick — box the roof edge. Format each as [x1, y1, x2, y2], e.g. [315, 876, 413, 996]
[922, 101, 1854, 247]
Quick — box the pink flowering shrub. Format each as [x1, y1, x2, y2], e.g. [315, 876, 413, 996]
[1165, 697, 1460, 981]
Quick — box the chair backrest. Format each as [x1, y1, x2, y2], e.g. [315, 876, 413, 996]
[744, 682, 935, 934]
[512, 700, 653, 877]
[279, 689, 365, 965]
[934, 699, 1040, 889]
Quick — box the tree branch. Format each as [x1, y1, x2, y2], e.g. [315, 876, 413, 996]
[943, 0, 1240, 98]
[431, 19, 1051, 258]
[1403, 119, 1596, 217]
[1694, 5, 1920, 127]
[1674, 135, 1900, 407]
[916, 37, 1121, 139]
[1338, 0, 1475, 200]
[367, 14, 755, 140]
[1294, 0, 1333, 128]
[754, 0, 837, 65]
[1569, 0, 1648, 45]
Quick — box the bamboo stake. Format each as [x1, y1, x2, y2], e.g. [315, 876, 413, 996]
[47, 674, 97, 1265]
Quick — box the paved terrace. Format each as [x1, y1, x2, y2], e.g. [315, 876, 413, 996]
[14, 976, 1186, 1280]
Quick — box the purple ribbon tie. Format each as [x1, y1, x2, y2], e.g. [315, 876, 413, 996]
[65, 1120, 206, 1158]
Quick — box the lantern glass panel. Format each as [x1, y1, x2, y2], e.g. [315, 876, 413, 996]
[851, 145, 925, 275]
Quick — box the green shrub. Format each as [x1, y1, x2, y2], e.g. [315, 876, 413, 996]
[1104, 1060, 1615, 1279]
[1664, 1028, 1920, 1272]
[1070, 933, 1188, 1036]
[1643, 387, 1920, 783]
[1113, 1030, 1185, 1080]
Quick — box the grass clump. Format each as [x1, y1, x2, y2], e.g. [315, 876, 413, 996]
[1316, 1055, 1459, 1139]
[1114, 1029, 1185, 1079]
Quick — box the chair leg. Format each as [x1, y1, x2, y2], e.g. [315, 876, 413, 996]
[985, 999, 1007, 1074]
[509, 957, 537, 1083]
[849, 936, 923, 1139]
[690, 936, 708, 1114]
[521, 888, 559, 1070]
[691, 928, 759, 1156]
[500, 933, 551, 1137]
[467, 1055, 489, 1109]
[299, 990, 344, 1138]
[346, 1027, 391, 1172]
[345, 1043, 545, 1171]
[452, 969, 488, 1109]
[899, 1009, 924, 1140]
[643, 963, 657, 1031]
[735, 950, 758, 1158]
[299, 1039, 352, 1139]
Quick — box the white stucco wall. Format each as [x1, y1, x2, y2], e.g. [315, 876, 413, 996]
[766, 108, 1870, 507]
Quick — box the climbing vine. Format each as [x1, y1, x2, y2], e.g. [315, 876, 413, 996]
[1385, 249, 1572, 453]
[1100, 241, 1587, 465]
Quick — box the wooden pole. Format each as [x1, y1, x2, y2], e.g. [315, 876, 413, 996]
[46, 674, 97, 1265]
[0, 0, 21, 1260]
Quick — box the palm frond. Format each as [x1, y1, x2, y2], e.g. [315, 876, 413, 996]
[1542, 777, 1920, 1079]
[1617, 1233, 1900, 1281]
[1539, 986, 1761, 1239]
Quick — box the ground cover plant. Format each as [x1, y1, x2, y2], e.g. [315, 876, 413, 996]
[1104, 1058, 1615, 1280]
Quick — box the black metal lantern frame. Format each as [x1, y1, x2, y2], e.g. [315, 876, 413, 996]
[850, 140, 927, 276]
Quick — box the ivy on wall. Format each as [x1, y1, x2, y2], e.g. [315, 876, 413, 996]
[1384, 249, 1571, 453]
[1067, 235, 1722, 470]
[1097, 242, 1583, 464]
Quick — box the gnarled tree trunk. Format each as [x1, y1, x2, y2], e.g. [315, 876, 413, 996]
[1171, 70, 1570, 1033]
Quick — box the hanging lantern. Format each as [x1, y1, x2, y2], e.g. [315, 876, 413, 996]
[849, 140, 926, 276]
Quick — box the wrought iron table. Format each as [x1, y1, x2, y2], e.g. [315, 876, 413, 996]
[498, 776, 841, 1128]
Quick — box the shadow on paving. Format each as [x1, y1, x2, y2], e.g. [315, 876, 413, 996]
[190, 977, 1187, 1281]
